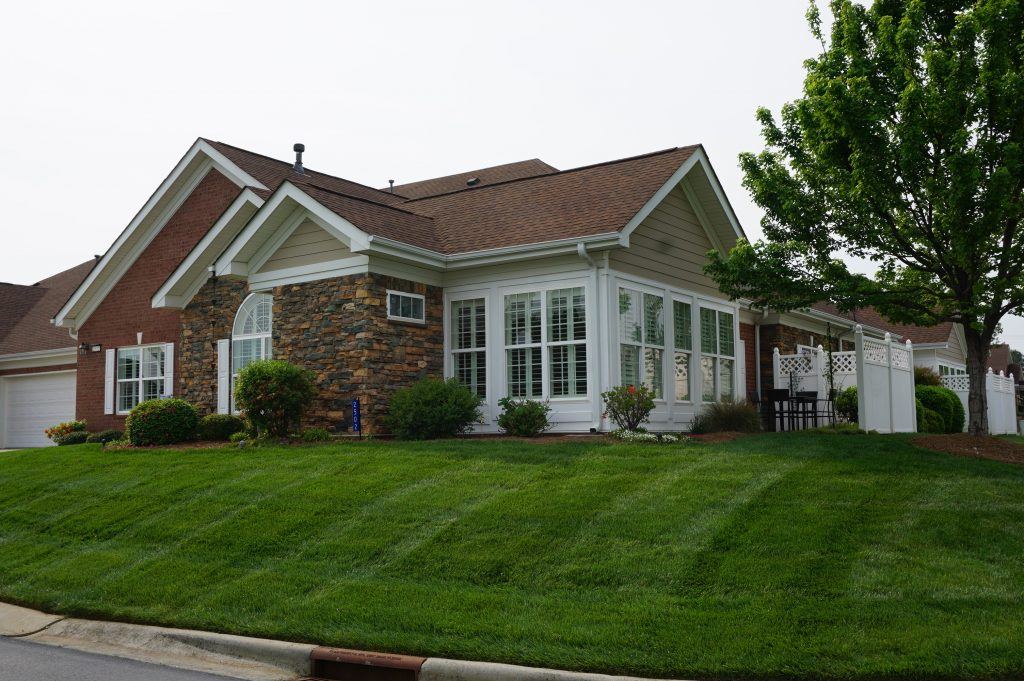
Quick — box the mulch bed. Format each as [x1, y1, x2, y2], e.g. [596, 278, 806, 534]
[913, 433, 1024, 465]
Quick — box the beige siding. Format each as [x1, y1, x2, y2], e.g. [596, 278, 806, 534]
[935, 327, 967, 366]
[609, 184, 722, 296]
[257, 219, 351, 273]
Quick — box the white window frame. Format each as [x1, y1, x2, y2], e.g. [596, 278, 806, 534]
[618, 285, 668, 401]
[938, 363, 967, 376]
[498, 280, 591, 402]
[670, 296, 695, 404]
[698, 303, 737, 403]
[231, 293, 273, 413]
[450, 296, 488, 398]
[387, 290, 426, 324]
[115, 344, 166, 415]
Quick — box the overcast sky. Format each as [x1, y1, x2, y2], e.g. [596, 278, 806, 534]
[3, 1, 1021, 345]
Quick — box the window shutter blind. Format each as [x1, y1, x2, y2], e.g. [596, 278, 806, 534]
[104, 349, 115, 415]
[217, 339, 230, 414]
[163, 343, 175, 397]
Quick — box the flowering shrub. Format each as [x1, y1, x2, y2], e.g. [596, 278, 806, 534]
[45, 420, 87, 444]
[610, 429, 681, 443]
[601, 384, 656, 431]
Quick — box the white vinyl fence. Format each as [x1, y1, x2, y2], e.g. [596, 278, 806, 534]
[941, 370, 1017, 435]
[773, 325, 916, 433]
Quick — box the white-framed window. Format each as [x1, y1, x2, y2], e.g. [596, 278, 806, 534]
[387, 290, 425, 323]
[699, 306, 735, 402]
[451, 297, 487, 397]
[938, 364, 966, 376]
[116, 345, 165, 414]
[502, 285, 588, 400]
[619, 287, 665, 398]
[232, 293, 273, 409]
[673, 299, 692, 402]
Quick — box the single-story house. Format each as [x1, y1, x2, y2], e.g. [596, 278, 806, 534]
[0, 138, 972, 445]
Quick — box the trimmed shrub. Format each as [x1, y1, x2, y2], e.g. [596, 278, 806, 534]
[103, 439, 134, 451]
[914, 365, 942, 386]
[601, 385, 657, 431]
[125, 399, 199, 446]
[229, 431, 249, 444]
[45, 420, 86, 444]
[835, 387, 858, 423]
[301, 427, 332, 442]
[58, 431, 89, 446]
[691, 400, 762, 434]
[234, 360, 317, 438]
[916, 385, 964, 433]
[383, 378, 482, 440]
[198, 414, 245, 441]
[917, 399, 945, 433]
[497, 398, 552, 437]
[86, 429, 123, 444]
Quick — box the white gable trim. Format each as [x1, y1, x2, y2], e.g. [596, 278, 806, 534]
[54, 139, 268, 329]
[152, 188, 264, 309]
[619, 148, 745, 251]
[215, 182, 374, 278]
[680, 176, 725, 255]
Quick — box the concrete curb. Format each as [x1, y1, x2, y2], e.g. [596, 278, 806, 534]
[1, 601, 689, 681]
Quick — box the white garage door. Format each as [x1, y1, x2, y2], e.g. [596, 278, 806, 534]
[2, 372, 77, 448]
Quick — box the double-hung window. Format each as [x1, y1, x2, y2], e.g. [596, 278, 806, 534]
[116, 345, 165, 413]
[618, 288, 665, 397]
[547, 288, 587, 397]
[673, 300, 692, 402]
[451, 298, 487, 397]
[699, 307, 735, 401]
[504, 292, 543, 398]
[501, 286, 588, 399]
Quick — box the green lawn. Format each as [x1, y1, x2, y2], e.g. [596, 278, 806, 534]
[1, 434, 1023, 679]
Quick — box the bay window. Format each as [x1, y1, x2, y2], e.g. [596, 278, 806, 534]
[505, 292, 542, 398]
[619, 288, 665, 397]
[116, 345, 165, 413]
[452, 298, 487, 397]
[699, 307, 735, 401]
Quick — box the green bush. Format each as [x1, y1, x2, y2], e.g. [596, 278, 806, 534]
[497, 398, 552, 437]
[601, 385, 657, 431]
[916, 398, 945, 433]
[234, 360, 317, 438]
[229, 431, 249, 444]
[86, 429, 123, 444]
[835, 387, 858, 422]
[45, 420, 86, 444]
[124, 398, 198, 446]
[914, 365, 942, 386]
[383, 378, 482, 440]
[198, 414, 245, 441]
[689, 400, 762, 434]
[916, 385, 964, 433]
[57, 431, 89, 446]
[301, 427, 332, 442]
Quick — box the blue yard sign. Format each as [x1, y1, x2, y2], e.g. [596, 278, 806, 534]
[351, 398, 361, 435]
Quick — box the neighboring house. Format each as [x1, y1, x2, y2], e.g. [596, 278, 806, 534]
[0, 260, 95, 447]
[0, 137, 974, 446]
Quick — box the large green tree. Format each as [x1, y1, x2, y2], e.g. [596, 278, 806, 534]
[708, 0, 1024, 434]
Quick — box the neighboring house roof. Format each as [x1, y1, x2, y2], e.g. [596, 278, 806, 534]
[0, 283, 46, 345]
[0, 259, 96, 356]
[384, 159, 558, 199]
[988, 343, 1011, 373]
[808, 302, 956, 344]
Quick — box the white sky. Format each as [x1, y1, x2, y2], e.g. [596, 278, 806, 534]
[2, 0, 1021, 346]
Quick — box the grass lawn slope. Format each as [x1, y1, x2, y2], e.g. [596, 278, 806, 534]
[1, 433, 1022, 679]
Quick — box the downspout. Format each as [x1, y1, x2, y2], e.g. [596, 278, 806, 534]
[578, 242, 602, 432]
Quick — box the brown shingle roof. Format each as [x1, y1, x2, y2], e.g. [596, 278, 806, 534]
[407, 146, 700, 254]
[385, 159, 558, 199]
[0, 284, 46, 345]
[301, 185, 439, 252]
[0, 259, 97, 356]
[809, 303, 956, 344]
[988, 344, 1011, 373]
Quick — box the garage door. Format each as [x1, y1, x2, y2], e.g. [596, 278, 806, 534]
[2, 372, 77, 448]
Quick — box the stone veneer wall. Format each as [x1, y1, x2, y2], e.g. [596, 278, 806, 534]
[179, 272, 443, 434]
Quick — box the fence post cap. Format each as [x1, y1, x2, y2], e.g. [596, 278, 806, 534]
[906, 339, 913, 347]
[988, 367, 995, 374]
[773, 347, 780, 355]
[884, 332, 892, 341]
[854, 324, 863, 334]
[1000, 370, 1005, 376]
[817, 344, 824, 352]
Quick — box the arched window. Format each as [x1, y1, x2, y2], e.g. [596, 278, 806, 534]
[232, 293, 272, 383]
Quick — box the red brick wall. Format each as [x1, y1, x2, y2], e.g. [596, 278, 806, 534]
[75, 170, 241, 430]
[739, 322, 756, 398]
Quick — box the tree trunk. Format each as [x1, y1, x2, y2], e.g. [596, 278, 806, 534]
[964, 327, 990, 436]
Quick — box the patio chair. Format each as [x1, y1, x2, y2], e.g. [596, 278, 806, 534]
[766, 388, 793, 431]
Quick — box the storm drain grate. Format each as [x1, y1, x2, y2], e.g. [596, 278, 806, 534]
[306, 646, 425, 681]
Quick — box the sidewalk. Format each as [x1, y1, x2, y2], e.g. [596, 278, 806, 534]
[0, 601, 684, 681]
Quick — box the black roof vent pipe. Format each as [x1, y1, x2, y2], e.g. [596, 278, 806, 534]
[293, 143, 305, 174]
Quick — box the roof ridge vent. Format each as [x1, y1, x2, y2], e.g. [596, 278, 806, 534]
[466, 177, 480, 186]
